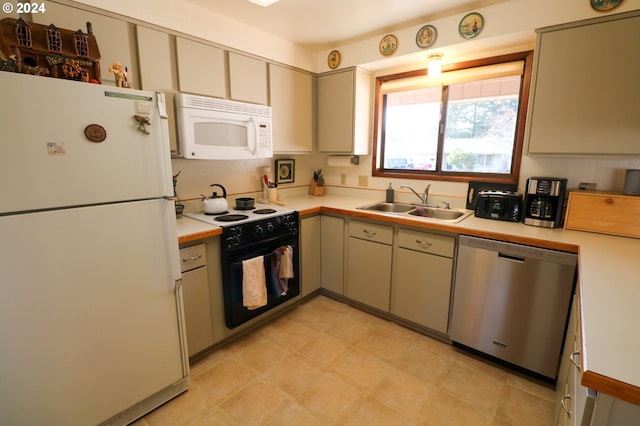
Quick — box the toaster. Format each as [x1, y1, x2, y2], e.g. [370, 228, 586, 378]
[475, 190, 522, 222]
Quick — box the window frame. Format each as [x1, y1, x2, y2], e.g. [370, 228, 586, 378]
[372, 51, 533, 185]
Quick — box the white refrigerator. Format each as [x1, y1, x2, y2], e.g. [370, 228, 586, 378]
[0, 72, 188, 425]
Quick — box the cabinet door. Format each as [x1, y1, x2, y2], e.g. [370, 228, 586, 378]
[320, 215, 344, 294]
[182, 266, 214, 356]
[228, 52, 267, 105]
[176, 37, 226, 98]
[347, 237, 392, 311]
[301, 216, 321, 297]
[32, 2, 133, 87]
[317, 69, 354, 153]
[555, 295, 579, 424]
[136, 26, 179, 153]
[393, 247, 452, 333]
[526, 12, 640, 155]
[269, 64, 313, 153]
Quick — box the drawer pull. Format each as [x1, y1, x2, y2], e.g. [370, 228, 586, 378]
[561, 395, 572, 417]
[182, 254, 203, 262]
[570, 350, 581, 369]
[604, 197, 614, 205]
[363, 229, 377, 237]
[416, 239, 433, 248]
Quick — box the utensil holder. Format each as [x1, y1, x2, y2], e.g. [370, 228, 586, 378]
[175, 203, 185, 219]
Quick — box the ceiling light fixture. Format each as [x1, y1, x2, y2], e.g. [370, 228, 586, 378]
[248, 0, 279, 6]
[427, 53, 443, 78]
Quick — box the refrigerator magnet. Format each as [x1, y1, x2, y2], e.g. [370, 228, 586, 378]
[84, 124, 107, 142]
[47, 142, 66, 155]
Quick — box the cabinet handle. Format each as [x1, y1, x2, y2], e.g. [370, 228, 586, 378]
[416, 239, 433, 248]
[561, 395, 572, 417]
[363, 229, 377, 237]
[182, 254, 203, 262]
[604, 197, 614, 205]
[570, 351, 581, 369]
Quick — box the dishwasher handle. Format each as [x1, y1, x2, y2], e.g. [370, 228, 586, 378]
[498, 252, 525, 263]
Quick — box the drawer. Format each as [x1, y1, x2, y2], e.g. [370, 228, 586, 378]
[398, 229, 454, 258]
[179, 243, 207, 272]
[565, 191, 640, 238]
[349, 220, 393, 245]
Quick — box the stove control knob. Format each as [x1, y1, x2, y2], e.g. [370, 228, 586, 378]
[254, 225, 264, 235]
[266, 222, 275, 232]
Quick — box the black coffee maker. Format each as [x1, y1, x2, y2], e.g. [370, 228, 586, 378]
[523, 177, 567, 228]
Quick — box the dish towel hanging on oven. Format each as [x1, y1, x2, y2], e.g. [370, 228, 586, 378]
[270, 245, 294, 296]
[242, 255, 267, 310]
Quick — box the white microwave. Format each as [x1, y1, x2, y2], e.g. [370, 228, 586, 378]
[176, 93, 273, 160]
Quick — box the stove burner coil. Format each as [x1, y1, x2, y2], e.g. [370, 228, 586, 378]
[253, 209, 277, 215]
[213, 214, 250, 222]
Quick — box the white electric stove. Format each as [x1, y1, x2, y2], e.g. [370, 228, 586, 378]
[185, 202, 294, 227]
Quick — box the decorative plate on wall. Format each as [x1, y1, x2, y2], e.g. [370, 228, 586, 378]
[458, 12, 484, 39]
[327, 50, 341, 69]
[591, 0, 623, 11]
[416, 24, 437, 48]
[379, 34, 398, 56]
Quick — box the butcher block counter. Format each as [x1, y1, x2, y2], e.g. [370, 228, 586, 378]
[176, 192, 640, 406]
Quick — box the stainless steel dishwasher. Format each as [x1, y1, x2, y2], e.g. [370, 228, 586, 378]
[450, 235, 577, 381]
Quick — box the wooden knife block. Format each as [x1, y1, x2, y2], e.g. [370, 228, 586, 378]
[309, 180, 325, 196]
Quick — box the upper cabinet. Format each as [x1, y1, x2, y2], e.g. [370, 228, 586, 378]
[136, 26, 179, 154]
[175, 37, 226, 98]
[526, 11, 640, 156]
[31, 2, 134, 87]
[317, 67, 372, 155]
[228, 52, 268, 105]
[269, 64, 313, 153]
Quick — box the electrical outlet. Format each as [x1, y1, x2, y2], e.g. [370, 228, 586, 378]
[358, 175, 368, 187]
[579, 182, 597, 191]
[340, 174, 347, 185]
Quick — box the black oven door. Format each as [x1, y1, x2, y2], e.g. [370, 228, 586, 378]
[222, 236, 299, 329]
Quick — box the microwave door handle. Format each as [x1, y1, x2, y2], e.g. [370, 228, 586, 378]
[249, 116, 259, 155]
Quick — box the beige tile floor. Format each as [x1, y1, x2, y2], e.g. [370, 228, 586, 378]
[135, 295, 556, 426]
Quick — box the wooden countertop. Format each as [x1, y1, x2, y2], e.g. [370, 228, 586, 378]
[177, 193, 640, 406]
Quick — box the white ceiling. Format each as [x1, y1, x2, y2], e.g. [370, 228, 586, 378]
[184, 0, 509, 49]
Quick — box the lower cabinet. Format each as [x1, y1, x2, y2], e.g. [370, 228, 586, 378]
[179, 243, 214, 357]
[392, 228, 454, 334]
[555, 295, 640, 426]
[346, 220, 393, 311]
[320, 215, 345, 294]
[301, 215, 321, 296]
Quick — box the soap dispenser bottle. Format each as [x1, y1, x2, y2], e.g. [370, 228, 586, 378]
[386, 182, 395, 202]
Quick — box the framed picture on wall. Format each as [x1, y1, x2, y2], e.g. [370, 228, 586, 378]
[275, 159, 295, 184]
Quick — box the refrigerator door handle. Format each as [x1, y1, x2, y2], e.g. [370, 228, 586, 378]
[157, 92, 168, 118]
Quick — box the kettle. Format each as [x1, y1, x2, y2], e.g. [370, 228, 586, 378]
[202, 184, 228, 214]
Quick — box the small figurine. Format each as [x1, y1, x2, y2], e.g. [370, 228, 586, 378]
[109, 62, 132, 88]
[133, 115, 150, 134]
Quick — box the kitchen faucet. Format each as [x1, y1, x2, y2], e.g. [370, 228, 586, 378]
[400, 184, 431, 205]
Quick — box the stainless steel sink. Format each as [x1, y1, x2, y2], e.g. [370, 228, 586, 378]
[357, 201, 473, 223]
[357, 202, 416, 213]
[408, 206, 470, 221]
